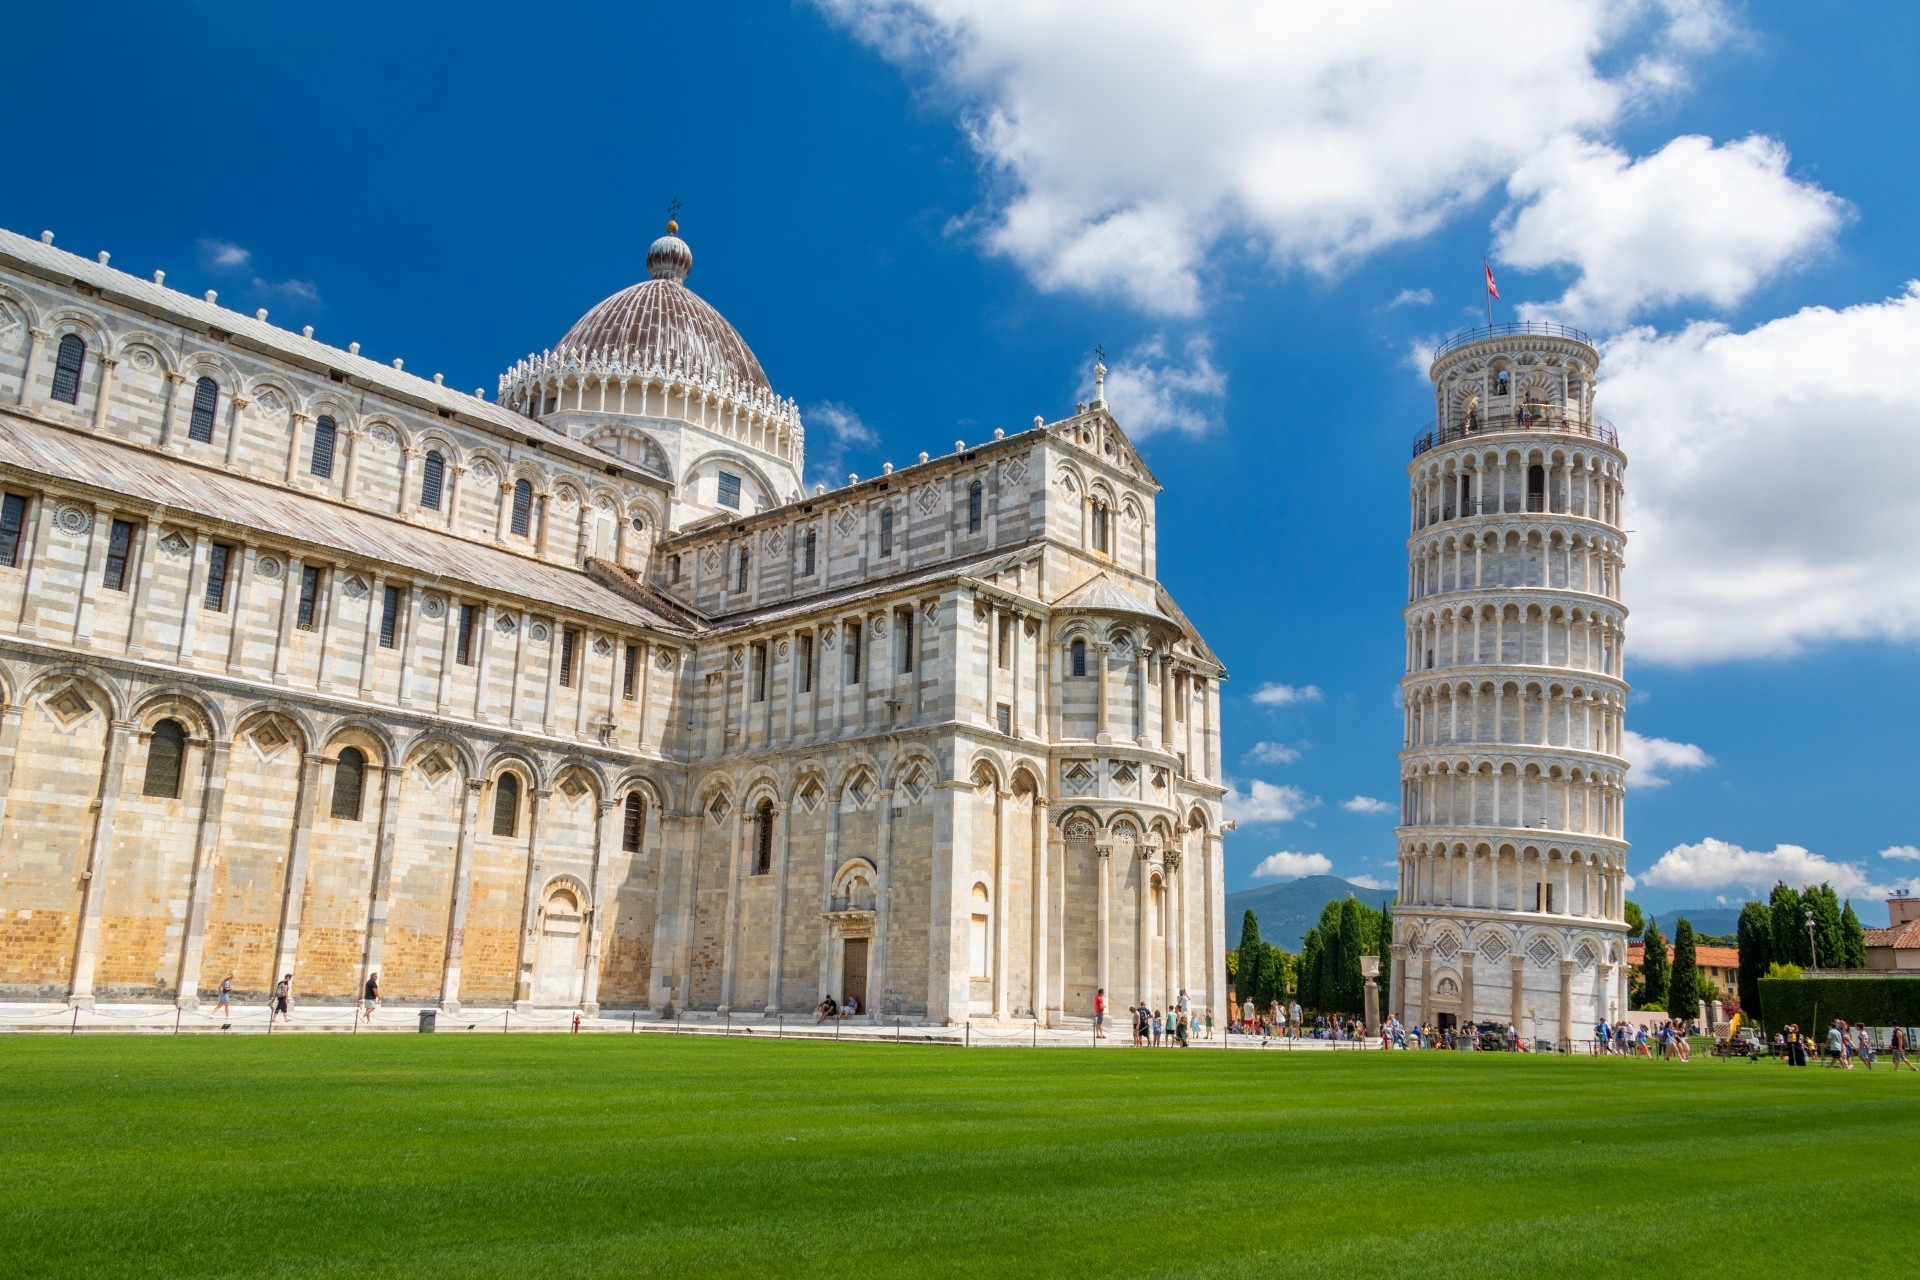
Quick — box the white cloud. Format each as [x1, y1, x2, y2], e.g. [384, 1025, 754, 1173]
[199, 239, 252, 269]
[1639, 837, 1915, 899]
[1096, 334, 1226, 437]
[1499, 134, 1844, 328]
[1347, 874, 1392, 891]
[1341, 795, 1394, 815]
[1604, 288, 1920, 662]
[1882, 846, 1920, 862]
[1251, 682, 1322, 707]
[1621, 729, 1713, 788]
[802, 400, 880, 491]
[1245, 741, 1301, 765]
[822, 0, 1723, 315]
[1223, 780, 1317, 825]
[1251, 850, 1332, 880]
[257, 277, 320, 304]
[1386, 288, 1433, 308]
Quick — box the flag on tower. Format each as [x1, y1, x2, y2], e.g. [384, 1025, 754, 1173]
[1484, 260, 1500, 300]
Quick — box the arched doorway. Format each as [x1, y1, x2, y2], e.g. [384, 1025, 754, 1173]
[531, 883, 587, 1006]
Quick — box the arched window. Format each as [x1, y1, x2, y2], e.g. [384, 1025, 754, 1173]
[879, 507, 894, 557]
[187, 376, 219, 443]
[142, 718, 186, 798]
[1494, 369, 1511, 396]
[1527, 464, 1546, 512]
[492, 772, 521, 837]
[753, 799, 774, 875]
[1091, 502, 1109, 553]
[1070, 638, 1087, 677]
[330, 747, 366, 820]
[736, 542, 750, 592]
[310, 415, 338, 478]
[420, 450, 445, 510]
[967, 481, 983, 533]
[51, 334, 86, 405]
[509, 479, 533, 537]
[802, 528, 817, 576]
[621, 792, 645, 853]
[968, 884, 990, 978]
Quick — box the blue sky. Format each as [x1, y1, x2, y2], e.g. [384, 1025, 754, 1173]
[10, 3, 1918, 922]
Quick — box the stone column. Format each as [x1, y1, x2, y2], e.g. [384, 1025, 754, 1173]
[1094, 642, 1112, 741]
[358, 572, 386, 696]
[1558, 959, 1575, 1051]
[1134, 644, 1150, 746]
[69, 504, 112, 647]
[1158, 652, 1174, 747]
[270, 752, 326, 983]
[511, 788, 549, 1008]
[124, 515, 164, 657]
[357, 760, 403, 998]
[1417, 944, 1434, 1026]
[1096, 842, 1112, 1001]
[439, 778, 486, 1012]
[764, 802, 792, 1015]
[992, 789, 1011, 1017]
[17, 327, 46, 406]
[222, 394, 249, 467]
[67, 719, 134, 1006]
[869, 787, 895, 1020]
[1389, 942, 1408, 1022]
[271, 554, 304, 684]
[1596, 961, 1615, 1024]
[222, 546, 255, 674]
[397, 447, 420, 517]
[579, 795, 618, 1015]
[1030, 795, 1049, 1024]
[1460, 950, 1477, 1023]
[172, 737, 234, 1006]
[284, 413, 308, 485]
[88, 355, 117, 433]
[717, 797, 745, 1012]
[1162, 850, 1178, 1008]
[1509, 955, 1526, 1033]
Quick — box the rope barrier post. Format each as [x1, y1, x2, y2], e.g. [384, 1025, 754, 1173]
[504, 1009, 510, 1034]
[835, 1015, 840, 1041]
[70, 1006, 78, 1035]
[896, 1017, 902, 1043]
[725, 1009, 731, 1037]
[965, 1020, 970, 1049]
[174, 1007, 182, 1036]
[631, 1011, 636, 1034]
[1033, 1017, 1038, 1048]
[778, 1013, 784, 1039]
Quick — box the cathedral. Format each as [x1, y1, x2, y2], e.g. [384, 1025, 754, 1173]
[0, 219, 1227, 1027]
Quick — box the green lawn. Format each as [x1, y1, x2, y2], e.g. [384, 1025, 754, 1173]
[2, 1036, 1914, 1278]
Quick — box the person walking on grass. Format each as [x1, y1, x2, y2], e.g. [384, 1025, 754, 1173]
[1891, 1025, 1916, 1071]
[1828, 1020, 1850, 1068]
[361, 971, 380, 1022]
[272, 973, 293, 1025]
[1094, 988, 1108, 1040]
[1204, 1008, 1215, 1040]
[213, 973, 233, 1018]
[1854, 1023, 1874, 1069]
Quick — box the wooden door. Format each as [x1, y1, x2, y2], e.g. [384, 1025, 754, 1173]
[842, 937, 869, 1012]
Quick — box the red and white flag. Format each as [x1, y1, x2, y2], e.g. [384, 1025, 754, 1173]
[1484, 260, 1500, 299]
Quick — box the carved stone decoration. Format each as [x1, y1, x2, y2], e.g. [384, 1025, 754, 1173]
[159, 531, 192, 557]
[834, 508, 857, 537]
[256, 556, 284, 580]
[54, 504, 92, 536]
[1064, 818, 1096, 842]
[1527, 936, 1559, 968]
[766, 528, 785, 554]
[915, 484, 939, 515]
[252, 388, 286, 416]
[922, 599, 940, 622]
[554, 486, 579, 510]
[495, 613, 518, 634]
[774, 640, 789, 660]
[1004, 456, 1027, 483]
[655, 647, 676, 670]
[420, 594, 447, 620]
[593, 636, 613, 657]
[471, 459, 499, 486]
[528, 622, 551, 643]
[369, 424, 399, 449]
[46, 685, 93, 725]
[820, 628, 836, 650]
[127, 346, 157, 372]
[728, 648, 744, 672]
[1480, 935, 1509, 963]
[342, 576, 370, 600]
[871, 615, 887, 638]
[700, 546, 720, 574]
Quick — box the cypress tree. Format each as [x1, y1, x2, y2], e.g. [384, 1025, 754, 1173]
[1235, 910, 1264, 1006]
[1639, 918, 1669, 1010]
[1299, 929, 1324, 1011]
[1807, 883, 1844, 969]
[1735, 901, 1771, 1015]
[1840, 902, 1867, 969]
[1770, 883, 1809, 967]
[1337, 897, 1365, 1012]
[1667, 918, 1699, 1021]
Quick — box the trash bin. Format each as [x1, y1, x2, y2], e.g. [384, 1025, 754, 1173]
[417, 1009, 436, 1033]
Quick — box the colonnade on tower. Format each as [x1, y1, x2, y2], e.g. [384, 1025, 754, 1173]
[1390, 322, 1632, 1045]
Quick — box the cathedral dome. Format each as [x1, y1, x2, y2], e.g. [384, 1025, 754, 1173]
[552, 221, 770, 393]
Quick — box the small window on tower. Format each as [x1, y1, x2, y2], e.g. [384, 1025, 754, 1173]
[716, 472, 742, 509]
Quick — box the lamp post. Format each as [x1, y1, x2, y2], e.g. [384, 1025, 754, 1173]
[1805, 910, 1819, 973]
[1361, 955, 1381, 1039]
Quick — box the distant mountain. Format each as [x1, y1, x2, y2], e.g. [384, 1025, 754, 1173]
[1226, 875, 1396, 952]
[1653, 907, 1744, 939]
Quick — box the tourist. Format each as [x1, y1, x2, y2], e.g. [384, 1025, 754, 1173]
[270, 973, 294, 1025]
[1594, 1018, 1609, 1054]
[1227, 994, 1239, 1034]
[1828, 1020, 1849, 1068]
[1204, 1008, 1215, 1039]
[1151, 1008, 1163, 1047]
[1094, 987, 1108, 1040]
[213, 973, 233, 1018]
[1854, 1023, 1874, 1069]
[1178, 987, 1192, 1027]
[1243, 1001, 1257, 1036]
[841, 993, 858, 1020]
[361, 971, 380, 1022]
[815, 995, 837, 1024]
[1891, 1025, 1916, 1071]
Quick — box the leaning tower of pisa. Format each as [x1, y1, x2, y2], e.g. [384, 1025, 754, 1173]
[1391, 323, 1631, 1048]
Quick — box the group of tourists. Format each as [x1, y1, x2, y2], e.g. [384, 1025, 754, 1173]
[1126, 988, 1205, 1046]
[1382, 1016, 1502, 1050]
[1772, 1021, 1914, 1068]
[813, 994, 860, 1023]
[201, 970, 383, 1023]
[1592, 1018, 1691, 1058]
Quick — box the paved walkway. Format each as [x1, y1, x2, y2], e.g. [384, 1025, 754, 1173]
[0, 1000, 1379, 1049]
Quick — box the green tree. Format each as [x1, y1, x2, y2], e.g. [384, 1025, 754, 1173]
[1336, 898, 1366, 1012]
[1639, 918, 1669, 1010]
[1623, 899, 1646, 939]
[1806, 884, 1844, 970]
[1770, 883, 1809, 968]
[1234, 910, 1264, 1005]
[1840, 901, 1867, 969]
[1298, 929, 1324, 1011]
[1667, 918, 1700, 1021]
[1735, 901, 1771, 1016]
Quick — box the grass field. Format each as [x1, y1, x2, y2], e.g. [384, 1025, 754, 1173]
[3, 1036, 1915, 1278]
